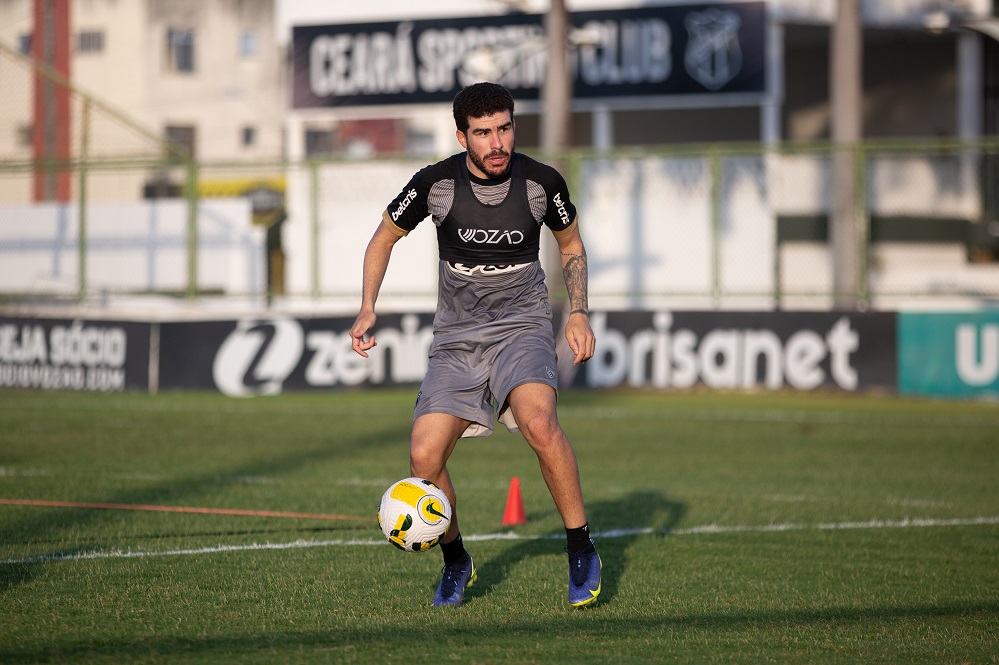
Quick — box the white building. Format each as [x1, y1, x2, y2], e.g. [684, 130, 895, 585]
[0, 0, 283, 177]
[0, 0, 281, 301]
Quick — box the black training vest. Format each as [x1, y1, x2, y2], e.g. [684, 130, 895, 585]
[437, 153, 542, 266]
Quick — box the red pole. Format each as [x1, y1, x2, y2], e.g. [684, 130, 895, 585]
[33, 0, 72, 202]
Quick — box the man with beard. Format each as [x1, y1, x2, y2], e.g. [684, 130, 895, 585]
[350, 82, 601, 608]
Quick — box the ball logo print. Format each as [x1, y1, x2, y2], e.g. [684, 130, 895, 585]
[378, 477, 452, 552]
[212, 318, 304, 397]
[417, 494, 448, 526]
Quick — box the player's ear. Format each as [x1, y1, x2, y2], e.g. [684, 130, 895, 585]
[456, 129, 468, 149]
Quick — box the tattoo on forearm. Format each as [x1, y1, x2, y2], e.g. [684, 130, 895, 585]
[562, 252, 589, 311]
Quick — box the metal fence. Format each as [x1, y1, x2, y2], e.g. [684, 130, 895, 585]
[2, 139, 999, 313]
[3, 32, 999, 313]
[3, 28, 999, 314]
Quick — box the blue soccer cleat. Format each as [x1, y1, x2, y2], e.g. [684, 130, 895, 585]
[432, 555, 476, 607]
[567, 542, 601, 607]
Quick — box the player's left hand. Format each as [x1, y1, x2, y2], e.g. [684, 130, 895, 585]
[565, 312, 595, 365]
[350, 310, 378, 358]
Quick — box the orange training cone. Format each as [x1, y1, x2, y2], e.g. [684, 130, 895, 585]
[502, 476, 527, 526]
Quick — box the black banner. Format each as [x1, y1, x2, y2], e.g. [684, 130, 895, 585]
[0, 317, 150, 392]
[2, 309, 897, 396]
[155, 310, 896, 395]
[157, 314, 435, 395]
[566, 311, 897, 392]
[293, 2, 766, 108]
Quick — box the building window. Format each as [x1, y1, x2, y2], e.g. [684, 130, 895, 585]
[239, 29, 258, 57]
[18, 34, 31, 55]
[166, 28, 195, 73]
[242, 126, 256, 148]
[165, 125, 196, 161]
[76, 31, 104, 53]
[304, 128, 334, 157]
[17, 124, 33, 147]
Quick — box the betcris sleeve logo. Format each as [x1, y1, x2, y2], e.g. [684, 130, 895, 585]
[898, 312, 999, 397]
[391, 188, 418, 222]
[552, 192, 570, 228]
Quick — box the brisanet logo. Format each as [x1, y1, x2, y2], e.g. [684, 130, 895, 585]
[582, 312, 866, 391]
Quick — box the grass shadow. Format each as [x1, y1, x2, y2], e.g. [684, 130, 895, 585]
[467, 489, 686, 606]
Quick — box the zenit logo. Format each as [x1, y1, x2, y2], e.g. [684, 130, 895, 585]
[212, 318, 304, 397]
[391, 188, 418, 221]
[457, 229, 525, 244]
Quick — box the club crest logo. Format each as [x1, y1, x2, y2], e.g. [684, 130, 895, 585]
[684, 8, 742, 91]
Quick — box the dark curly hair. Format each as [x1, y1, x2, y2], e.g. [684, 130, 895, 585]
[452, 82, 515, 133]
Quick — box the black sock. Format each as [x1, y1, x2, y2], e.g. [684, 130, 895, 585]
[566, 523, 593, 554]
[440, 533, 468, 565]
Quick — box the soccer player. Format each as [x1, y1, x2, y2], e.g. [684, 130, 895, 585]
[350, 82, 601, 608]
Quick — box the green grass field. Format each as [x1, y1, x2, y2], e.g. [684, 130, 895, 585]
[1, 387, 997, 664]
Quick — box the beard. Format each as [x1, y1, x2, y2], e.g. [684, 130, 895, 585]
[467, 144, 513, 179]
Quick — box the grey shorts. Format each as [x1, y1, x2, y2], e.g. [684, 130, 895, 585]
[414, 261, 559, 438]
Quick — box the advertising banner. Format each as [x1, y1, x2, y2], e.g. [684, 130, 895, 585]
[0, 317, 150, 392]
[153, 310, 896, 396]
[568, 310, 897, 392]
[898, 311, 999, 398]
[19, 310, 991, 399]
[292, 2, 766, 108]
[157, 314, 435, 396]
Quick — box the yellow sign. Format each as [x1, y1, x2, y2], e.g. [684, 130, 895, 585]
[199, 177, 286, 226]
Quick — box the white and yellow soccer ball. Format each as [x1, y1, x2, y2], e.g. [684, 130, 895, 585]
[377, 477, 452, 552]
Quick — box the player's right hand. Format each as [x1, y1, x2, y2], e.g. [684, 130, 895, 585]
[350, 311, 377, 358]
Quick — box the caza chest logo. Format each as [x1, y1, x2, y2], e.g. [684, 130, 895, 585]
[457, 229, 525, 244]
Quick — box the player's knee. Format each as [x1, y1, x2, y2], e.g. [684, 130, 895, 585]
[410, 444, 445, 478]
[520, 412, 562, 450]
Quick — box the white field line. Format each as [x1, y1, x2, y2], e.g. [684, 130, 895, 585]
[5, 515, 998, 566]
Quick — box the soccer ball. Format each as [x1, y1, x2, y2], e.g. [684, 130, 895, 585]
[377, 477, 452, 552]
